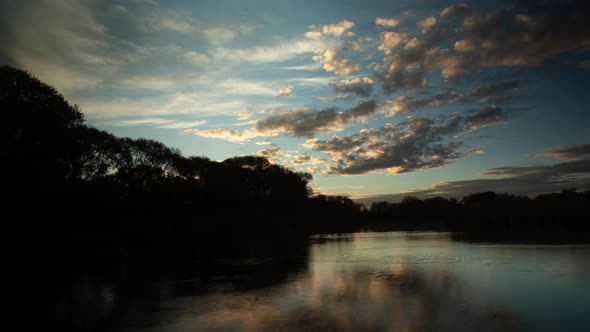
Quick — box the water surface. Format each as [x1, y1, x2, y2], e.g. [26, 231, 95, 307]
[54, 232, 590, 331]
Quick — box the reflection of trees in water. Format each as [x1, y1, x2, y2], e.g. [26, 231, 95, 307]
[121, 254, 519, 332]
[35, 232, 311, 331]
[261, 268, 519, 332]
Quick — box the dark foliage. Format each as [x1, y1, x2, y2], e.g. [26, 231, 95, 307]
[368, 190, 590, 232]
[1, 66, 365, 239]
[3, 65, 590, 238]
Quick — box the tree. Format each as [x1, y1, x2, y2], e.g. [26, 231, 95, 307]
[0, 66, 85, 188]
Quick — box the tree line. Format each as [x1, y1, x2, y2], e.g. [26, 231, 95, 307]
[368, 190, 590, 232]
[0, 66, 362, 235]
[2, 65, 588, 239]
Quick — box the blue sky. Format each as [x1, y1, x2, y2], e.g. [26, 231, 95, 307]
[2, 0, 590, 203]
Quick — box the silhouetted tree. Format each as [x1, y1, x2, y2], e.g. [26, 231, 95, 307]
[1, 66, 84, 189]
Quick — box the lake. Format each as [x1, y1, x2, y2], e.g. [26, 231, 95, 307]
[44, 231, 590, 331]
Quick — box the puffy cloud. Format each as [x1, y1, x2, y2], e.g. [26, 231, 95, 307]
[305, 106, 509, 175]
[373, 25, 450, 91]
[313, 49, 360, 75]
[255, 100, 378, 137]
[383, 92, 460, 116]
[256, 146, 288, 159]
[305, 116, 464, 175]
[440, 4, 475, 20]
[454, 39, 477, 52]
[321, 20, 355, 36]
[304, 30, 323, 39]
[375, 17, 401, 28]
[378, 32, 410, 55]
[305, 20, 355, 39]
[188, 101, 378, 143]
[417, 17, 437, 33]
[284, 154, 327, 170]
[329, 77, 374, 97]
[275, 85, 294, 97]
[254, 147, 326, 171]
[185, 128, 277, 144]
[374, 2, 590, 91]
[537, 144, 590, 161]
[456, 3, 590, 69]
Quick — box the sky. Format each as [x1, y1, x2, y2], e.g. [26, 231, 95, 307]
[1, 0, 590, 203]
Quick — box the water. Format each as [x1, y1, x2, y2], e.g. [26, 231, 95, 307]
[42, 232, 590, 331]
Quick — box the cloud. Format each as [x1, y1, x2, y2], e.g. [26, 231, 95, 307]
[181, 51, 210, 66]
[79, 92, 248, 119]
[373, 2, 590, 91]
[375, 17, 401, 28]
[253, 147, 327, 171]
[304, 30, 323, 39]
[313, 49, 360, 75]
[380, 81, 524, 114]
[281, 63, 322, 71]
[0, 0, 121, 93]
[275, 85, 294, 97]
[454, 39, 477, 52]
[580, 60, 590, 70]
[417, 17, 437, 33]
[189, 100, 378, 143]
[466, 148, 485, 155]
[254, 100, 378, 137]
[288, 76, 333, 86]
[217, 79, 276, 96]
[185, 128, 276, 144]
[481, 159, 590, 178]
[358, 160, 590, 204]
[322, 20, 355, 36]
[378, 31, 410, 55]
[357, 143, 590, 204]
[237, 111, 254, 121]
[317, 93, 352, 102]
[440, 4, 475, 20]
[107, 118, 206, 129]
[117, 75, 204, 91]
[256, 146, 288, 158]
[468, 80, 524, 103]
[383, 92, 460, 116]
[537, 143, 590, 161]
[203, 27, 237, 44]
[305, 116, 464, 175]
[462, 105, 509, 134]
[304, 106, 509, 175]
[329, 77, 374, 97]
[306, 20, 356, 38]
[212, 39, 322, 64]
[445, 3, 590, 70]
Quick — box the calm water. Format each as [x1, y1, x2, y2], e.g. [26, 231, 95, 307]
[49, 232, 590, 331]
